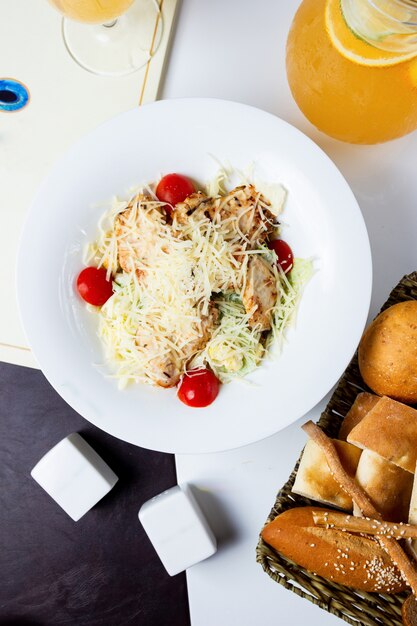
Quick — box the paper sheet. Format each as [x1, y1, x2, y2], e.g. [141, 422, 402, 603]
[0, 0, 178, 367]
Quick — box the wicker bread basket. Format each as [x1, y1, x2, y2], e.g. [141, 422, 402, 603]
[256, 272, 417, 626]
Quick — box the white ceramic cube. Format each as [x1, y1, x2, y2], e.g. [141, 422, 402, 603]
[31, 433, 118, 521]
[138, 484, 217, 576]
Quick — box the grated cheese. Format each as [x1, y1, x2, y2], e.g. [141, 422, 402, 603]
[85, 170, 312, 389]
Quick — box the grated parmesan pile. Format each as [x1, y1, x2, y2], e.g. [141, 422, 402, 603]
[84, 170, 312, 389]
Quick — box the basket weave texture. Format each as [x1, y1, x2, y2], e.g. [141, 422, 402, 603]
[256, 272, 417, 626]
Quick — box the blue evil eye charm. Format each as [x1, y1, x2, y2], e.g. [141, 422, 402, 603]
[0, 79, 30, 112]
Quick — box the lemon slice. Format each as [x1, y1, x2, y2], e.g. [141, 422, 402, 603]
[325, 0, 417, 67]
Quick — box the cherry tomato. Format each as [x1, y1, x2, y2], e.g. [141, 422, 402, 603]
[76, 267, 113, 306]
[155, 173, 195, 213]
[268, 239, 294, 274]
[177, 368, 220, 408]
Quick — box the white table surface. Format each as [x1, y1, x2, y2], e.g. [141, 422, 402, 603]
[161, 0, 417, 624]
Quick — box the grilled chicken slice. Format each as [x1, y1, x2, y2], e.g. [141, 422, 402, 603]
[174, 185, 277, 248]
[185, 303, 219, 354]
[135, 303, 219, 388]
[242, 256, 277, 331]
[135, 331, 182, 388]
[211, 185, 276, 245]
[174, 192, 214, 225]
[115, 195, 165, 274]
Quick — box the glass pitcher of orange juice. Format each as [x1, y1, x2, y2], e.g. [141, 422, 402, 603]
[286, 0, 417, 144]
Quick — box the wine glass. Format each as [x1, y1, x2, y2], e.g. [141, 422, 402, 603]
[48, 0, 163, 77]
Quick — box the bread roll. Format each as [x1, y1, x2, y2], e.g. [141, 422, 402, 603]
[358, 301, 417, 404]
[353, 449, 413, 522]
[338, 392, 380, 441]
[348, 396, 417, 474]
[402, 594, 417, 626]
[292, 439, 362, 511]
[261, 507, 407, 593]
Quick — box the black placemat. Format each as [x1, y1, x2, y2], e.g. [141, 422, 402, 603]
[0, 362, 191, 626]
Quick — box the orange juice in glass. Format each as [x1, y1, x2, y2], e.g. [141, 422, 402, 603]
[48, 0, 163, 76]
[286, 0, 417, 144]
[48, 0, 134, 23]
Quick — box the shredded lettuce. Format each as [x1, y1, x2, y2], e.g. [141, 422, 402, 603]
[98, 272, 144, 389]
[193, 294, 264, 383]
[193, 257, 313, 384]
[266, 258, 313, 352]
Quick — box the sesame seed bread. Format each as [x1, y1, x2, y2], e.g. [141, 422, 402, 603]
[347, 397, 417, 474]
[292, 439, 362, 511]
[261, 507, 407, 594]
[353, 449, 413, 523]
[338, 392, 380, 441]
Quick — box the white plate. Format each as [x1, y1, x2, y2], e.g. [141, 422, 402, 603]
[17, 99, 372, 454]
